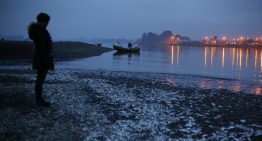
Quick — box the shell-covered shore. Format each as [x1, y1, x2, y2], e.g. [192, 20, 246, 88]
[0, 69, 261, 141]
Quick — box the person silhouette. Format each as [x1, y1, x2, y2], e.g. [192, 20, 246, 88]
[128, 42, 132, 49]
[28, 13, 54, 107]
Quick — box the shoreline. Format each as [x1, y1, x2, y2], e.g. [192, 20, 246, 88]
[0, 41, 113, 64]
[0, 69, 262, 140]
[0, 67, 261, 95]
[143, 42, 262, 48]
[181, 43, 262, 48]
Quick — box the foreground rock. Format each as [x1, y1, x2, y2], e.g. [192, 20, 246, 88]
[0, 69, 261, 141]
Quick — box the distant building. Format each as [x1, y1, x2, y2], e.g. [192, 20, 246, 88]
[174, 35, 191, 44]
[210, 36, 217, 45]
[202, 36, 209, 45]
[220, 36, 229, 45]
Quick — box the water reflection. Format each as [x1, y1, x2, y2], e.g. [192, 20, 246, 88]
[211, 47, 216, 66]
[169, 46, 262, 79]
[171, 46, 174, 64]
[166, 46, 262, 94]
[241, 48, 243, 68]
[260, 51, 262, 72]
[58, 45, 262, 94]
[255, 87, 262, 95]
[246, 48, 248, 68]
[255, 49, 258, 69]
[204, 47, 207, 67]
[177, 46, 180, 65]
[170, 45, 180, 65]
[222, 48, 225, 69]
[232, 48, 235, 66]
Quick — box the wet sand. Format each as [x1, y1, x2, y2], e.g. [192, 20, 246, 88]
[0, 69, 261, 140]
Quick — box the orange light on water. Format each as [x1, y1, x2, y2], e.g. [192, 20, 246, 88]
[260, 50, 262, 72]
[177, 46, 180, 64]
[240, 49, 243, 69]
[211, 47, 214, 66]
[222, 48, 225, 68]
[171, 45, 180, 65]
[232, 48, 235, 66]
[204, 47, 207, 67]
[255, 87, 262, 95]
[236, 48, 239, 67]
[246, 48, 249, 67]
[171, 45, 174, 64]
[255, 49, 258, 69]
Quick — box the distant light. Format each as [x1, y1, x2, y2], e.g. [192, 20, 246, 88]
[240, 36, 244, 40]
[222, 36, 226, 40]
[204, 36, 208, 40]
[171, 36, 175, 40]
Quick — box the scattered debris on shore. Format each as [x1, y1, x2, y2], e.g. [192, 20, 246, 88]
[0, 69, 262, 140]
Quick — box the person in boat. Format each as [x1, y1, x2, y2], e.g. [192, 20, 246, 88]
[128, 42, 133, 49]
[28, 12, 54, 107]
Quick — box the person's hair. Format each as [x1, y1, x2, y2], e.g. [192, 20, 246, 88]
[37, 13, 50, 23]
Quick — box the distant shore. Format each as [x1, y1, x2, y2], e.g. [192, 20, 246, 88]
[0, 41, 113, 64]
[171, 42, 262, 48]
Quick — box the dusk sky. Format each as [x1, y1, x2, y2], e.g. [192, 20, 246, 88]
[0, 0, 261, 40]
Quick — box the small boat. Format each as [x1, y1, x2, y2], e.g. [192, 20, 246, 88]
[113, 45, 140, 53]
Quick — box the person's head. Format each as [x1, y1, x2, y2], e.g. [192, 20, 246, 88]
[37, 13, 50, 27]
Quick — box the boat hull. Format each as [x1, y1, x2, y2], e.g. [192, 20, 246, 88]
[113, 45, 140, 53]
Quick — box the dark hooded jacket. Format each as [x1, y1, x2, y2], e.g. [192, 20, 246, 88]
[28, 23, 54, 70]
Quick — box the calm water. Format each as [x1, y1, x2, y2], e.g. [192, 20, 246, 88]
[58, 45, 262, 94]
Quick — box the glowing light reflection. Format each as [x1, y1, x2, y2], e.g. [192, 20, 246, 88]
[222, 48, 225, 68]
[211, 47, 215, 66]
[236, 48, 239, 68]
[171, 45, 174, 64]
[255, 87, 262, 95]
[246, 48, 248, 67]
[255, 49, 258, 69]
[260, 50, 262, 72]
[177, 46, 180, 64]
[240, 48, 242, 69]
[204, 47, 207, 67]
[232, 48, 235, 66]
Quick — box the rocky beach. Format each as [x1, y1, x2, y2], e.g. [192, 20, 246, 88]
[0, 69, 261, 141]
